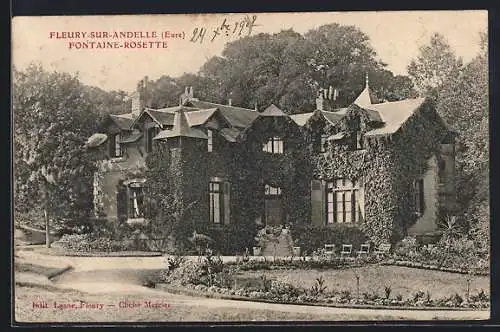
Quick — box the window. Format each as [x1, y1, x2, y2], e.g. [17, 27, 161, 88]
[207, 129, 213, 152]
[264, 184, 282, 196]
[313, 133, 329, 153]
[209, 179, 230, 224]
[356, 131, 363, 149]
[326, 178, 361, 224]
[128, 182, 144, 219]
[263, 136, 283, 154]
[110, 133, 122, 158]
[146, 127, 160, 153]
[414, 179, 424, 215]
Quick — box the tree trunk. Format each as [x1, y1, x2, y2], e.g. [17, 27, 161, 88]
[43, 182, 51, 248]
[44, 208, 50, 248]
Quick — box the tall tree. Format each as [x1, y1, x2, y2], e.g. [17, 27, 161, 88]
[13, 64, 100, 243]
[407, 33, 463, 98]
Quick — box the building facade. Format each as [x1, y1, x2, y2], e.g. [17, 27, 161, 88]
[87, 78, 457, 245]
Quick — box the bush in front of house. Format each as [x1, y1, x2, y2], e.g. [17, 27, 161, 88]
[205, 223, 259, 255]
[290, 224, 370, 256]
[52, 233, 132, 253]
[390, 235, 489, 274]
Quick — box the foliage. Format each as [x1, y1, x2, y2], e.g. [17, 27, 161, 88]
[52, 233, 130, 252]
[310, 276, 327, 296]
[384, 285, 392, 300]
[13, 64, 103, 233]
[206, 224, 259, 255]
[144, 24, 416, 112]
[408, 31, 489, 256]
[407, 33, 463, 98]
[391, 235, 488, 274]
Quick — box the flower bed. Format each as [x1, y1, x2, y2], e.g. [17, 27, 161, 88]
[155, 254, 490, 310]
[155, 282, 489, 310]
[226, 256, 378, 271]
[381, 259, 489, 276]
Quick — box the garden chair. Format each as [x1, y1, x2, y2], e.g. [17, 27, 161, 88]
[374, 243, 391, 259]
[357, 243, 370, 258]
[323, 244, 336, 260]
[340, 244, 353, 260]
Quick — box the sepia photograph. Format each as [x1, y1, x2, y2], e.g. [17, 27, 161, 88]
[12, 10, 489, 323]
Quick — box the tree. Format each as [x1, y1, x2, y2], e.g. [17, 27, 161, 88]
[408, 31, 489, 254]
[13, 64, 101, 245]
[407, 33, 463, 98]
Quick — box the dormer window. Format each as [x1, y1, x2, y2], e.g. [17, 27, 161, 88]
[263, 136, 283, 154]
[207, 129, 213, 152]
[313, 133, 329, 153]
[110, 133, 122, 158]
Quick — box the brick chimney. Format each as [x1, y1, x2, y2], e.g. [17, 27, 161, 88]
[316, 86, 338, 111]
[315, 90, 324, 111]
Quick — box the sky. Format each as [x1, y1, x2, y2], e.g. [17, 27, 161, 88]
[12, 10, 487, 93]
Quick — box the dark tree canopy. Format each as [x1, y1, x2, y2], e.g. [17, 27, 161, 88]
[142, 24, 417, 113]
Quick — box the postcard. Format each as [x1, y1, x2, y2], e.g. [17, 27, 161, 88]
[12, 11, 490, 324]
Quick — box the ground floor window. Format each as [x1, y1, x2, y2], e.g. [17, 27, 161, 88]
[326, 178, 361, 224]
[128, 181, 145, 219]
[209, 178, 230, 224]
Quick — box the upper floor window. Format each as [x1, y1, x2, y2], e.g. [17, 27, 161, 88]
[207, 129, 213, 152]
[313, 133, 329, 153]
[263, 136, 283, 154]
[110, 133, 122, 158]
[146, 127, 160, 153]
[326, 178, 361, 224]
[128, 181, 144, 219]
[264, 184, 282, 196]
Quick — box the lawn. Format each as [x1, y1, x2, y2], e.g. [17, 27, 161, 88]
[238, 265, 490, 300]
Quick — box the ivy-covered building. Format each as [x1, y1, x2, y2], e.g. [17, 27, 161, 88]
[87, 76, 457, 245]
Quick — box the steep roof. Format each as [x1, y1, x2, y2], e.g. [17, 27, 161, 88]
[321, 111, 345, 125]
[187, 100, 259, 128]
[147, 109, 175, 125]
[219, 127, 242, 142]
[290, 112, 314, 126]
[353, 74, 380, 108]
[154, 109, 208, 140]
[109, 113, 136, 130]
[185, 108, 218, 127]
[290, 110, 343, 127]
[260, 104, 288, 117]
[364, 98, 426, 136]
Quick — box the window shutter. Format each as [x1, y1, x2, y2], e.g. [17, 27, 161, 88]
[116, 182, 128, 223]
[109, 134, 116, 157]
[418, 179, 425, 213]
[311, 180, 325, 226]
[223, 182, 231, 224]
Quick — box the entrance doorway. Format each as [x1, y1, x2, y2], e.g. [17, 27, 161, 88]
[264, 184, 283, 226]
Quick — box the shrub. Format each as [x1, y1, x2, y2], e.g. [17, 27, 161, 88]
[205, 224, 259, 255]
[52, 233, 129, 252]
[290, 224, 369, 256]
[384, 285, 392, 299]
[310, 276, 327, 296]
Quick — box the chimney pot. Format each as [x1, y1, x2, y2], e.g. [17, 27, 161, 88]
[228, 98, 232, 106]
